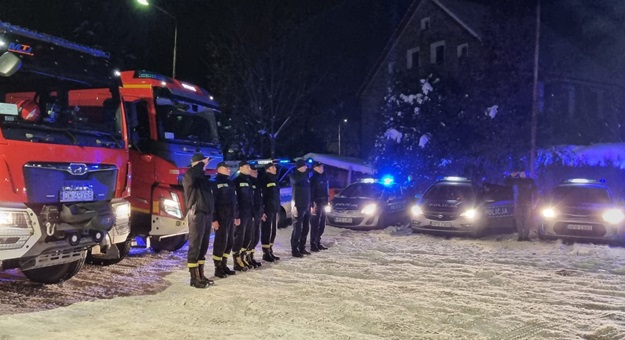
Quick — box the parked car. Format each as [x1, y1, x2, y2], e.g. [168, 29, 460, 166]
[410, 177, 516, 237]
[538, 178, 625, 244]
[327, 177, 409, 229]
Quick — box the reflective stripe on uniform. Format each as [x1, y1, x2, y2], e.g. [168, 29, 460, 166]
[223, 253, 230, 258]
[188, 263, 199, 268]
[262, 244, 271, 249]
[267, 183, 276, 187]
[198, 260, 205, 265]
[239, 183, 249, 187]
[212, 255, 222, 261]
[218, 183, 229, 188]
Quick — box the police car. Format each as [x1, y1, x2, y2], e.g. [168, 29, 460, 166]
[538, 178, 625, 244]
[411, 177, 515, 237]
[327, 176, 409, 229]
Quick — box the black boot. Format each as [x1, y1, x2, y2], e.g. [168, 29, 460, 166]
[300, 248, 311, 255]
[292, 249, 304, 258]
[233, 253, 249, 272]
[222, 258, 237, 275]
[311, 245, 320, 252]
[270, 247, 280, 261]
[189, 267, 208, 288]
[214, 260, 228, 278]
[198, 264, 215, 285]
[318, 244, 328, 250]
[248, 252, 261, 268]
[241, 252, 254, 270]
[262, 248, 275, 262]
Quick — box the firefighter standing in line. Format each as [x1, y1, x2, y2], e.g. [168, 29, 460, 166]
[212, 162, 239, 278]
[182, 153, 215, 288]
[247, 165, 265, 267]
[507, 173, 538, 242]
[261, 162, 281, 262]
[232, 161, 254, 271]
[290, 158, 312, 258]
[310, 161, 329, 252]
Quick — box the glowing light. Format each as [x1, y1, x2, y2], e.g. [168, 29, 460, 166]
[361, 203, 377, 215]
[460, 208, 478, 220]
[324, 205, 332, 213]
[113, 70, 121, 77]
[381, 175, 394, 186]
[361, 178, 375, 183]
[567, 178, 591, 184]
[411, 205, 423, 216]
[181, 83, 197, 92]
[0, 211, 13, 225]
[161, 81, 167, 86]
[603, 209, 625, 224]
[443, 176, 468, 182]
[115, 202, 131, 219]
[542, 208, 556, 219]
[137, 0, 150, 6]
[0, 40, 6, 47]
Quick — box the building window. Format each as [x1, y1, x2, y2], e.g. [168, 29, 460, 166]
[407, 47, 420, 70]
[457, 43, 468, 59]
[430, 41, 445, 64]
[564, 85, 576, 117]
[387, 61, 396, 74]
[421, 17, 430, 30]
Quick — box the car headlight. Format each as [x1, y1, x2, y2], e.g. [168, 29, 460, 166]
[324, 205, 332, 213]
[161, 198, 182, 219]
[361, 203, 377, 215]
[603, 208, 625, 224]
[0, 211, 13, 226]
[411, 205, 423, 216]
[460, 208, 478, 220]
[114, 202, 131, 219]
[542, 208, 557, 219]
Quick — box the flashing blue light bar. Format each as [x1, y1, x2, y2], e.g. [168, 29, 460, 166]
[441, 176, 469, 182]
[381, 175, 394, 186]
[307, 158, 313, 163]
[565, 178, 604, 184]
[361, 178, 376, 183]
[279, 159, 290, 164]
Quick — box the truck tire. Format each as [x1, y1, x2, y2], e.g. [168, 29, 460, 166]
[22, 255, 86, 284]
[86, 238, 132, 266]
[150, 234, 188, 252]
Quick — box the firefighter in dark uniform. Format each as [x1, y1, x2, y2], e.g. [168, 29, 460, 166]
[261, 162, 281, 262]
[507, 173, 538, 242]
[247, 165, 265, 268]
[232, 161, 254, 271]
[212, 162, 239, 278]
[182, 153, 215, 288]
[310, 161, 329, 252]
[290, 158, 312, 258]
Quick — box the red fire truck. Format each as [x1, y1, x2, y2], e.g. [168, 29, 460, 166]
[0, 22, 131, 283]
[120, 70, 222, 251]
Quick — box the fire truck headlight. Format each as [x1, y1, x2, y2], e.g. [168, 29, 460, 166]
[603, 209, 625, 224]
[162, 198, 182, 219]
[114, 202, 131, 219]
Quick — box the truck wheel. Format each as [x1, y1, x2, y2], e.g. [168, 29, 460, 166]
[150, 234, 188, 252]
[278, 209, 288, 229]
[86, 238, 132, 266]
[22, 255, 86, 284]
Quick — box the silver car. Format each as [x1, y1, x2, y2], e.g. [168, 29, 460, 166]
[538, 179, 625, 244]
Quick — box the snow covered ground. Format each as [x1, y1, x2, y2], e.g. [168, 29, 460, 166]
[1, 225, 625, 339]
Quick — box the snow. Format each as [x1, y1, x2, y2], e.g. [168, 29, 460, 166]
[538, 143, 625, 169]
[421, 79, 433, 95]
[419, 134, 430, 148]
[384, 128, 403, 143]
[486, 105, 498, 119]
[302, 153, 375, 174]
[1, 226, 625, 339]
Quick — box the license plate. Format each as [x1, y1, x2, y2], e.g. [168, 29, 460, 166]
[60, 189, 94, 202]
[335, 217, 353, 223]
[431, 221, 451, 227]
[566, 224, 593, 231]
[390, 203, 404, 210]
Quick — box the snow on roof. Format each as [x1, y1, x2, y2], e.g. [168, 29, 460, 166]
[538, 143, 625, 169]
[303, 153, 375, 174]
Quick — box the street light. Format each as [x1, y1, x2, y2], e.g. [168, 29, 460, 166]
[137, 0, 178, 78]
[338, 118, 348, 156]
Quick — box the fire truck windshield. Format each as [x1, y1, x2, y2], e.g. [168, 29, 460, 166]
[155, 98, 219, 146]
[0, 78, 123, 148]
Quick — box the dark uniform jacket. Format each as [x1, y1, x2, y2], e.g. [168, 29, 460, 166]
[261, 172, 281, 214]
[182, 162, 214, 215]
[213, 173, 238, 220]
[290, 168, 311, 208]
[310, 171, 329, 205]
[233, 173, 254, 218]
[251, 176, 263, 215]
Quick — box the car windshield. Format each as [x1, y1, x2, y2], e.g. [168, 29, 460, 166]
[338, 183, 385, 199]
[155, 96, 219, 145]
[423, 183, 476, 201]
[552, 186, 613, 205]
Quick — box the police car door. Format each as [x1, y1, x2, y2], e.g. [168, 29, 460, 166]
[384, 185, 408, 224]
[482, 184, 515, 231]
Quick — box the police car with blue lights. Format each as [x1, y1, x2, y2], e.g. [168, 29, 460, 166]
[410, 177, 516, 237]
[538, 178, 625, 244]
[327, 176, 409, 229]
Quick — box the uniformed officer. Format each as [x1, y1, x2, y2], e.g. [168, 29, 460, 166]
[290, 158, 311, 258]
[182, 153, 215, 288]
[212, 162, 239, 278]
[261, 162, 281, 262]
[232, 161, 254, 271]
[506, 173, 538, 242]
[310, 161, 329, 252]
[247, 165, 265, 268]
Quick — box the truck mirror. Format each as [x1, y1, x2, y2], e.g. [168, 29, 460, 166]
[0, 52, 22, 77]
